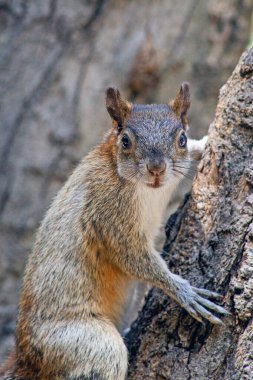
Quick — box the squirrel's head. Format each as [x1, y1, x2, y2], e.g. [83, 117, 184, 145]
[106, 83, 191, 189]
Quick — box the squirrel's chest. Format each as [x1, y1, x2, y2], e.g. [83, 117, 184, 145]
[137, 184, 173, 244]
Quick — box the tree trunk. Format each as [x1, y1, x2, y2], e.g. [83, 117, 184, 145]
[126, 47, 253, 380]
[0, 0, 252, 364]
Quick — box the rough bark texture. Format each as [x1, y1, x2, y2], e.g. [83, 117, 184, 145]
[126, 47, 253, 380]
[0, 0, 252, 364]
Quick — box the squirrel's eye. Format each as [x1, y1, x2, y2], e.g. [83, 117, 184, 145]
[122, 134, 131, 150]
[179, 132, 187, 148]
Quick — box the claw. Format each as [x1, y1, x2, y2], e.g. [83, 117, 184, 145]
[192, 287, 222, 300]
[196, 295, 231, 315]
[185, 305, 204, 324]
[194, 303, 224, 325]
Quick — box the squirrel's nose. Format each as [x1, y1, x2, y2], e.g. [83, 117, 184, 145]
[147, 161, 166, 176]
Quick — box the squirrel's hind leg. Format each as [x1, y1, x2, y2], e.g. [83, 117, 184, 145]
[35, 318, 127, 380]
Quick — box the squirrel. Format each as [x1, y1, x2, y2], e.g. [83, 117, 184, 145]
[0, 83, 229, 380]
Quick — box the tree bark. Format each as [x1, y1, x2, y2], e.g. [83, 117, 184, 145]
[126, 47, 253, 380]
[0, 0, 252, 364]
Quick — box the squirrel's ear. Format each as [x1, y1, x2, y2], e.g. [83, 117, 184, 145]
[170, 82, 190, 129]
[106, 87, 132, 130]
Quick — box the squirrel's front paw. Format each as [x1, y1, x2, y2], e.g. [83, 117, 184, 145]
[187, 135, 208, 160]
[199, 135, 208, 150]
[173, 277, 230, 324]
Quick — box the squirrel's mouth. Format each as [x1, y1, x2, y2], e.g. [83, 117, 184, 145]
[146, 177, 163, 188]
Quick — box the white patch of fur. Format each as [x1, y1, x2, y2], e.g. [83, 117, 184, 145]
[137, 176, 180, 246]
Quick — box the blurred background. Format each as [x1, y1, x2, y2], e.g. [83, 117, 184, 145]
[0, 0, 252, 363]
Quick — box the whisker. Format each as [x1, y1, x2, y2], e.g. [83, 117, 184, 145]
[173, 164, 195, 170]
[172, 169, 195, 182]
[175, 157, 201, 163]
[173, 167, 193, 173]
[173, 167, 196, 175]
[173, 164, 197, 172]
